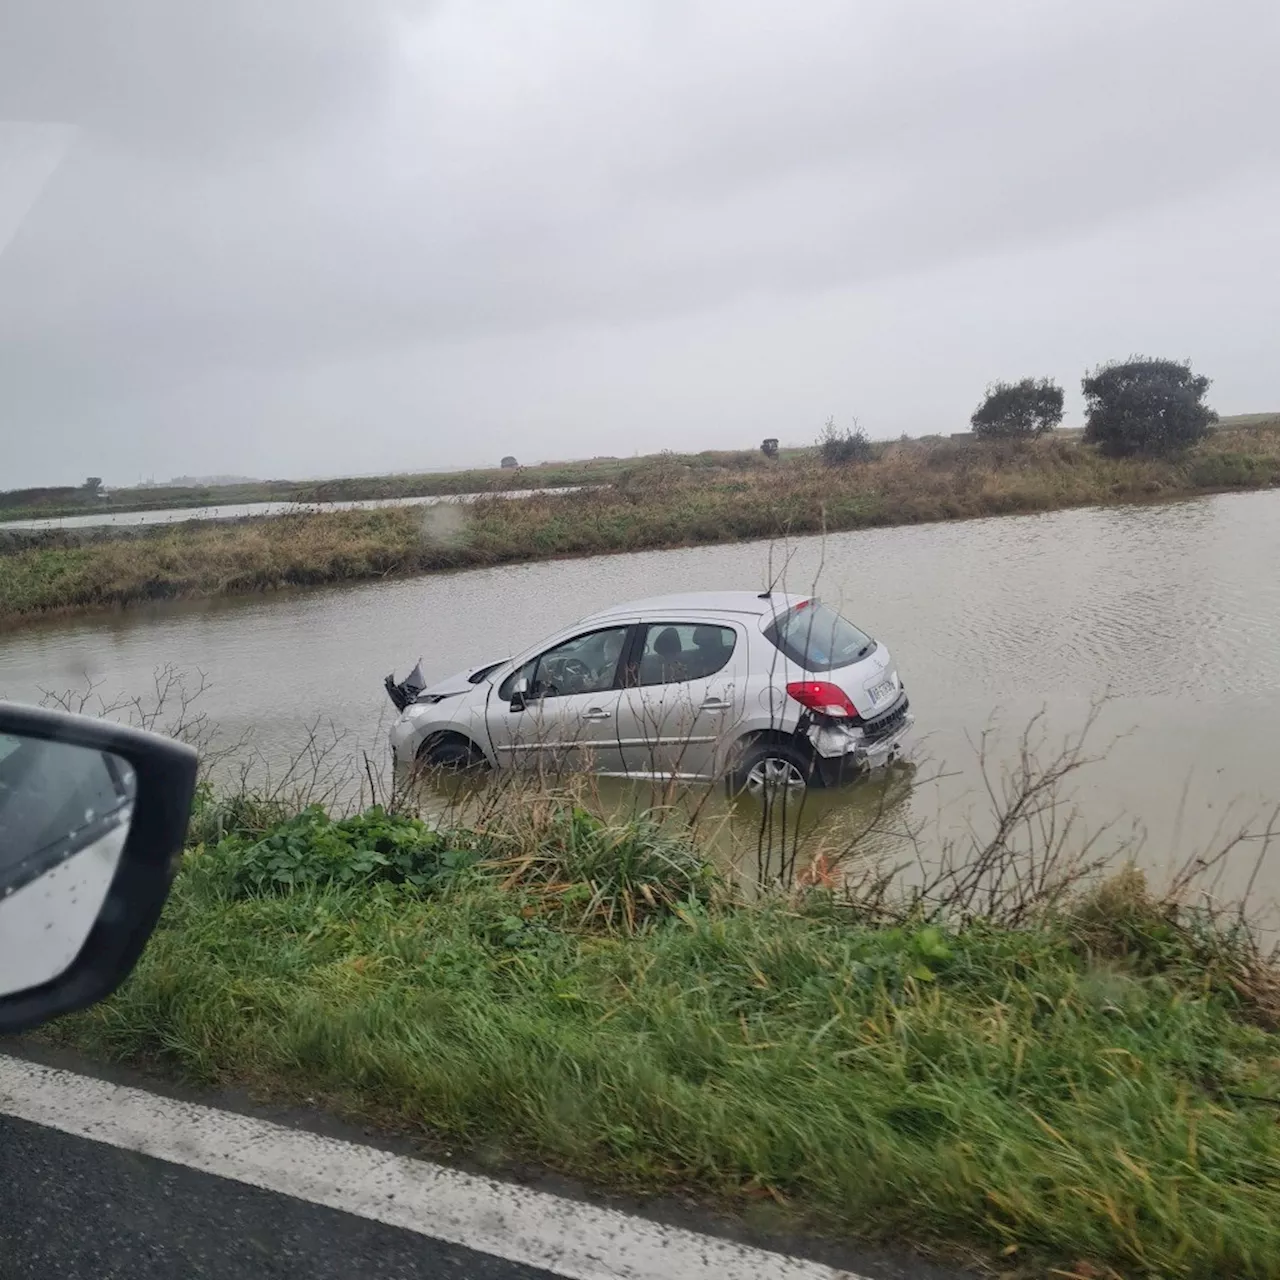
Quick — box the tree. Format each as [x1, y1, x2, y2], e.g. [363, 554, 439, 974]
[82, 476, 104, 496]
[970, 378, 1064, 440]
[1082, 357, 1216, 456]
[818, 417, 873, 467]
[760, 437, 779, 459]
[499, 455, 519, 469]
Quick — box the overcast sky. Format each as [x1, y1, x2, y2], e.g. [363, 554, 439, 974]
[1, 1, 1277, 487]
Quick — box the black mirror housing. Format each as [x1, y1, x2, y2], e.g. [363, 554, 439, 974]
[0, 704, 197, 1036]
[509, 674, 533, 713]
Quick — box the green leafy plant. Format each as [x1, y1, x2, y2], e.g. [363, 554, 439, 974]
[207, 805, 476, 896]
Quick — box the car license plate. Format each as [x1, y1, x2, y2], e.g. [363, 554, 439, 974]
[868, 679, 895, 706]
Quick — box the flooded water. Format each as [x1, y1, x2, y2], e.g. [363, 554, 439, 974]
[0, 486, 582, 531]
[4, 489, 1280, 906]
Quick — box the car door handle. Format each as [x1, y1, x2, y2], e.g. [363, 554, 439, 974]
[699, 698, 732, 713]
[582, 707, 612, 721]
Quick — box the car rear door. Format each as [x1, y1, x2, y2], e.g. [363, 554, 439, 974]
[615, 619, 749, 781]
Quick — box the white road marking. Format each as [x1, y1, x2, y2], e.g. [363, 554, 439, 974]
[0, 1055, 864, 1280]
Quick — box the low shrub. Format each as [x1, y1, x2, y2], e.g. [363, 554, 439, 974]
[818, 417, 875, 466]
[970, 377, 1064, 439]
[1083, 357, 1217, 456]
[202, 805, 475, 896]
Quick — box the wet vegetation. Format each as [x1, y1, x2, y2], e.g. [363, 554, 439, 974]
[43, 767, 1280, 1280]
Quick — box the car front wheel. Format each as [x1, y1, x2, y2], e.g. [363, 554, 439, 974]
[416, 736, 488, 773]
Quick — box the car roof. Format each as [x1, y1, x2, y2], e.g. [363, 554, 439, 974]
[579, 591, 808, 624]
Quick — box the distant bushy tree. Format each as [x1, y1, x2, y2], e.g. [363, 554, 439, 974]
[1082, 357, 1216, 456]
[818, 417, 874, 467]
[970, 378, 1064, 440]
[82, 476, 104, 496]
[499, 455, 519, 469]
[760, 437, 779, 459]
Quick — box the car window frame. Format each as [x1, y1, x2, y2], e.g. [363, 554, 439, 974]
[497, 624, 636, 702]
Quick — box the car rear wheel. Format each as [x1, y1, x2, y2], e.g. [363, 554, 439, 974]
[728, 739, 822, 797]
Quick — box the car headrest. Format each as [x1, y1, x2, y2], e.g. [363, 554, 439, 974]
[653, 627, 683, 658]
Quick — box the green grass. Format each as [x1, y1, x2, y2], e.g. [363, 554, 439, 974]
[5, 427, 1280, 622]
[43, 803, 1280, 1278]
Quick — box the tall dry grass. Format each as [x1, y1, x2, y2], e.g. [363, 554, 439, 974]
[4, 426, 1280, 622]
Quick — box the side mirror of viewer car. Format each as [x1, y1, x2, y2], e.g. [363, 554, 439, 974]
[0, 704, 197, 1035]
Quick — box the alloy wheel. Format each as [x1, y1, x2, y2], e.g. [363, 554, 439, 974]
[744, 755, 807, 795]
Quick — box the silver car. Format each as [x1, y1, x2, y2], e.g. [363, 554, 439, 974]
[385, 591, 912, 793]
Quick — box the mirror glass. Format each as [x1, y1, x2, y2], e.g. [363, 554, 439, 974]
[0, 734, 136, 998]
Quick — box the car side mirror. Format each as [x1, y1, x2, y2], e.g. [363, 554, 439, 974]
[0, 704, 198, 1035]
[509, 676, 530, 712]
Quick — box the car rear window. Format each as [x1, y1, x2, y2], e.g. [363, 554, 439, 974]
[763, 601, 875, 673]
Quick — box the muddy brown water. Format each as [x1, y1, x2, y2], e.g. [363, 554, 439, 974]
[3, 489, 1280, 908]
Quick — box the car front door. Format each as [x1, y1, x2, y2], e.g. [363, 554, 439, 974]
[485, 625, 633, 776]
[615, 620, 748, 781]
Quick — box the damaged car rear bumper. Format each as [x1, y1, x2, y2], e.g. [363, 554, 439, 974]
[806, 695, 913, 780]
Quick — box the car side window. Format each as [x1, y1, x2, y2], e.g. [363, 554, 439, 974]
[498, 626, 630, 702]
[631, 623, 736, 687]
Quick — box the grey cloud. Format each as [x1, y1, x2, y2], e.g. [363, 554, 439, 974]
[0, 1, 404, 158]
[0, 0, 1277, 484]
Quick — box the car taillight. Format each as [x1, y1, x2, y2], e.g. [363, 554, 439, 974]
[786, 681, 858, 718]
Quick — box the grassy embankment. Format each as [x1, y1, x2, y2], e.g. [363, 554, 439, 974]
[43, 781, 1280, 1280]
[4, 422, 1280, 623]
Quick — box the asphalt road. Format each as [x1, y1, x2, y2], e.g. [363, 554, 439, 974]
[0, 1114, 555, 1280]
[0, 1048, 978, 1280]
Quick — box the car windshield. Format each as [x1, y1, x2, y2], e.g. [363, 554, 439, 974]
[764, 601, 874, 672]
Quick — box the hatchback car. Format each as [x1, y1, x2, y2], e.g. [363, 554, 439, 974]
[385, 591, 912, 793]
